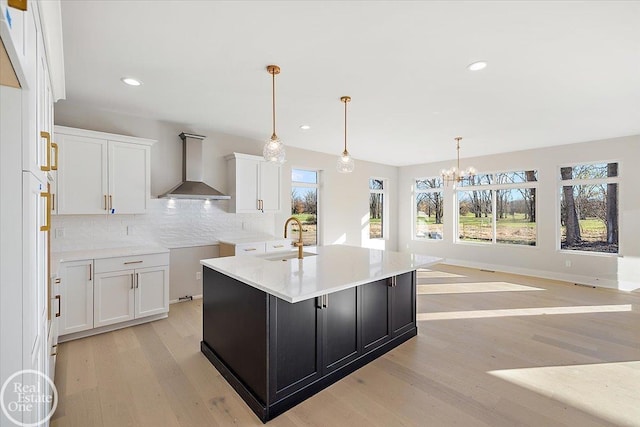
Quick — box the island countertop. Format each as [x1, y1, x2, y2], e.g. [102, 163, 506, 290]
[200, 245, 441, 303]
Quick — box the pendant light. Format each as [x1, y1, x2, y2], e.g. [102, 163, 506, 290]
[441, 137, 476, 186]
[263, 65, 286, 163]
[337, 96, 354, 173]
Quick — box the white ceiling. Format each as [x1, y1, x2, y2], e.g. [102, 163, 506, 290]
[59, 1, 640, 166]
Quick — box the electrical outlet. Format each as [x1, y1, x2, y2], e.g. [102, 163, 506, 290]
[196, 271, 202, 280]
[126, 225, 134, 235]
[55, 228, 65, 238]
[565, 260, 572, 268]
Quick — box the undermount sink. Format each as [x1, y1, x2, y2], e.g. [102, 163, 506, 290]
[259, 251, 317, 261]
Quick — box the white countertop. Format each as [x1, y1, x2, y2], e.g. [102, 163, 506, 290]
[200, 245, 442, 303]
[51, 245, 169, 276]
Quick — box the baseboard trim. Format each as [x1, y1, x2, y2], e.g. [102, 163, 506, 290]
[59, 312, 168, 342]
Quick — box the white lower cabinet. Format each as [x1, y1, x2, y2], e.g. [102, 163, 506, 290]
[59, 251, 169, 340]
[94, 265, 169, 328]
[58, 260, 93, 335]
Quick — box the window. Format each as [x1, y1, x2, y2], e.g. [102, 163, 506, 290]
[457, 170, 537, 246]
[369, 178, 385, 239]
[291, 169, 319, 246]
[560, 162, 618, 254]
[415, 178, 444, 240]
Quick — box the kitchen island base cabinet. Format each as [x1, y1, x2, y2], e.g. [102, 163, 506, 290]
[201, 267, 417, 423]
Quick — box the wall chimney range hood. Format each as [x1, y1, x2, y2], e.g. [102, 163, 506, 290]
[159, 133, 231, 200]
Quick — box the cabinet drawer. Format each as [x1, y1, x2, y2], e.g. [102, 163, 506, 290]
[265, 239, 292, 253]
[235, 243, 266, 256]
[94, 253, 169, 273]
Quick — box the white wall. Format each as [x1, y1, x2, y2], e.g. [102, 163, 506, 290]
[399, 135, 640, 291]
[52, 101, 398, 280]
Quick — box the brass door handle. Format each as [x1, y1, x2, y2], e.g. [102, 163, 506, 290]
[51, 142, 59, 171]
[40, 131, 51, 171]
[40, 191, 51, 231]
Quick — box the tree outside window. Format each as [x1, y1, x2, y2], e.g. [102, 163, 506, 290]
[291, 169, 319, 246]
[560, 162, 618, 253]
[369, 178, 384, 239]
[415, 178, 444, 240]
[457, 170, 537, 246]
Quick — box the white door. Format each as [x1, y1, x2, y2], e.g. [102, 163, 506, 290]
[235, 157, 260, 212]
[259, 161, 281, 212]
[134, 266, 169, 319]
[56, 134, 107, 214]
[108, 141, 149, 214]
[59, 260, 94, 335]
[94, 270, 135, 327]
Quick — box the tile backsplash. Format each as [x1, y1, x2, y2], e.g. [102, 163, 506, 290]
[51, 198, 275, 251]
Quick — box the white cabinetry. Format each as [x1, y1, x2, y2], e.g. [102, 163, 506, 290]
[58, 260, 93, 335]
[58, 251, 169, 341]
[219, 239, 291, 257]
[93, 255, 169, 328]
[54, 126, 154, 214]
[227, 152, 281, 213]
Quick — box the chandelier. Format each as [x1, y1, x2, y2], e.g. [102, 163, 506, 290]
[441, 137, 476, 185]
[337, 96, 355, 173]
[263, 65, 286, 163]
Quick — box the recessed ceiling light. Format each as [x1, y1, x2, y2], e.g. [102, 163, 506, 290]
[467, 61, 487, 71]
[121, 77, 142, 86]
[299, 125, 311, 130]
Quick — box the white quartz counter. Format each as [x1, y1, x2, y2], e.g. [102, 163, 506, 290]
[51, 245, 169, 277]
[200, 245, 442, 303]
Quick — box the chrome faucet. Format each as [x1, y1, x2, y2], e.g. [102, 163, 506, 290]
[284, 216, 304, 259]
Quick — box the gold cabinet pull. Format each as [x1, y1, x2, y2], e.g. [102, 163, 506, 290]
[243, 248, 257, 252]
[104, 195, 108, 210]
[40, 131, 51, 171]
[135, 273, 139, 289]
[131, 274, 134, 290]
[40, 191, 51, 231]
[109, 195, 113, 211]
[51, 344, 58, 357]
[51, 142, 59, 171]
[51, 193, 55, 211]
[55, 295, 61, 317]
[124, 260, 143, 265]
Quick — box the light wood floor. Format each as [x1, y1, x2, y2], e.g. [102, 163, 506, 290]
[51, 265, 640, 427]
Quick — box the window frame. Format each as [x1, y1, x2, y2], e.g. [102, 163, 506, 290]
[291, 168, 321, 247]
[413, 177, 445, 242]
[369, 177, 388, 240]
[556, 160, 621, 256]
[455, 169, 539, 247]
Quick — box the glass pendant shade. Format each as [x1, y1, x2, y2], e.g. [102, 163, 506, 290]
[337, 150, 355, 173]
[263, 136, 286, 163]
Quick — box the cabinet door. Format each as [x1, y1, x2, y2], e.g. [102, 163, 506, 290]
[108, 141, 149, 214]
[391, 272, 416, 336]
[361, 278, 391, 353]
[59, 260, 94, 335]
[259, 161, 280, 212]
[322, 287, 359, 374]
[94, 270, 135, 328]
[269, 296, 322, 401]
[56, 134, 108, 214]
[234, 157, 260, 212]
[23, 173, 48, 359]
[134, 266, 169, 318]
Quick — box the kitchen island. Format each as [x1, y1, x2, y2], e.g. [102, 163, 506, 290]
[200, 245, 441, 422]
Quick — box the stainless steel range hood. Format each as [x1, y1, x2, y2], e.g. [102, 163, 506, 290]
[159, 133, 231, 200]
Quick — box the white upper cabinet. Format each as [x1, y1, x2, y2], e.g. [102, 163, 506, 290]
[227, 152, 281, 213]
[54, 126, 154, 215]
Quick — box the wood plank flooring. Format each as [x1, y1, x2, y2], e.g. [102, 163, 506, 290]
[52, 265, 640, 426]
